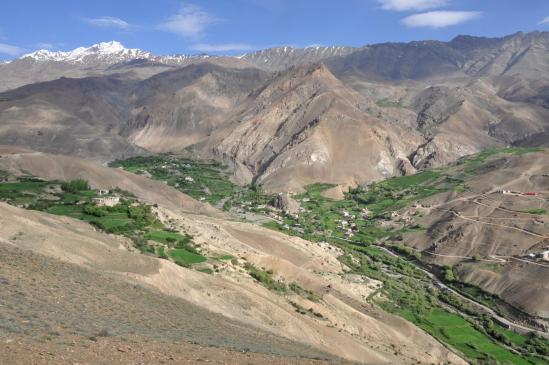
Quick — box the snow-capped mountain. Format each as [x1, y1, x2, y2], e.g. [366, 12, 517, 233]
[0, 40, 361, 91]
[21, 41, 152, 63]
[239, 45, 357, 71]
[18, 41, 211, 66]
[16, 41, 357, 69]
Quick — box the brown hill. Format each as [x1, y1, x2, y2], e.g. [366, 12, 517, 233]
[197, 63, 421, 192]
[399, 150, 549, 319]
[1, 32, 549, 192]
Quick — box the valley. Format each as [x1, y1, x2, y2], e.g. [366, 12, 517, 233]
[4, 146, 544, 364]
[1, 23, 549, 364]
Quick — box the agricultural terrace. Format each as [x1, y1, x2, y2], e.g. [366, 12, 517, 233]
[0, 174, 207, 268]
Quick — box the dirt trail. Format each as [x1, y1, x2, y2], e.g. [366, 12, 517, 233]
[433, 207, 549, 240]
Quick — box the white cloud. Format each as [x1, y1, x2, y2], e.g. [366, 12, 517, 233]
[190, 43, 256, 52]
[402, 11, 481, 28]
[0, 43, 24, 56]
[539, 17, 549, 25]
[159, 4, 218, 39]
[85, 16, 131, 29]
[378, 0, 447, 11]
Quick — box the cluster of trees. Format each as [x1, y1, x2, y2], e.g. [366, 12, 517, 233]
[61, 179, 90, 193]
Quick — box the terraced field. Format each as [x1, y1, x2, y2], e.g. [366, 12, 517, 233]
[0, 174, 207, 269]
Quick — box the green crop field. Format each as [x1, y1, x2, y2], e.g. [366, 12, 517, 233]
[417, 309, 536, 364]
[168, 248, 206, 266]
[146, 230, 190, 244]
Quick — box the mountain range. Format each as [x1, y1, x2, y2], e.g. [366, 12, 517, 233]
[1, 31, 548, 192]
[1, 30, 549, 364]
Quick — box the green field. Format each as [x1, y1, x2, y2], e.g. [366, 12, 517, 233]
[146, 230, 190, 244]
[339, 242, 548, 364]
[0, 175, 206, 270]
[109, 155, 245, 205]
[168, 248, 207, 266]
[458, 146, 545, 174]
[416, 309, 536, 364]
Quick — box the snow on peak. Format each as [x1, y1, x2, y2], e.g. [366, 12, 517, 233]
[20, 41, 152, 63]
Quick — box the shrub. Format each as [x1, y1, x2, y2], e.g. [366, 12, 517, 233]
[245, 263, 287, 292]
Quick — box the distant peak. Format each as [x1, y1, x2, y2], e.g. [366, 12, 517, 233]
[20, 41, 151, 63]
[90, 40, 126, 52]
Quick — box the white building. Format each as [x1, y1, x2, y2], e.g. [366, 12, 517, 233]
[184, 176, 195, 182]
[93, 196, 120, 207]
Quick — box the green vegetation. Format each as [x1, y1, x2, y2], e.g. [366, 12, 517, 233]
[261, 168, 462, 245]
[168, 248, 206, 266]
[60, 179, 90, 193]
[146, 230, 190, 244]
[339, 242, 547, 364]
[108, 148, 549, 364]
[442, 265, 456, 282]
[457, 146, 545, 174]
[244, 263, 287, 292]
[0, 173, 206, 270]
[417, 309, 536, 365]
[111, 156, 245, 205]
[525, 208, 547, 215]
[289, 282, 321, 301]
[197, 268, 214, 274]
[156, 245, 168, 259]
[109, 155, 276, 213]
[375, 98, 402, 108]
[288, 301, 325, 319]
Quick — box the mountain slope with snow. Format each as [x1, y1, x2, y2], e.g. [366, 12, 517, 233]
[21, 41, 152, 63]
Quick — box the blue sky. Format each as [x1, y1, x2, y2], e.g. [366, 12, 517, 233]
[1, 0, 549, 59]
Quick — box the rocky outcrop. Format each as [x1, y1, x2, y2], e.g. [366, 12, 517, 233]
[274, 193, 300, 214]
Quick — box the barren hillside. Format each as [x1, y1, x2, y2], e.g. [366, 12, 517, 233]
[0, 151, 465, 364]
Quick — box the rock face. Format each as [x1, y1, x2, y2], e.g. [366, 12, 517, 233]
[1, 32, 549, 191]
[199, 63, 421, 192]
[274, 193, 300, 214]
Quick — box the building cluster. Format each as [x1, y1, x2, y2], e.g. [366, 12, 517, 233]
[93, 189, 120, 207]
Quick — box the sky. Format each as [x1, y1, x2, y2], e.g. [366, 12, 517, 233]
[1, 0, 549, 59]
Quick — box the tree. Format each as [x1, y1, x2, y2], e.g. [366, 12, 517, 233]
[442, 265, 456, 282]
[61, 179, 90, 193]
